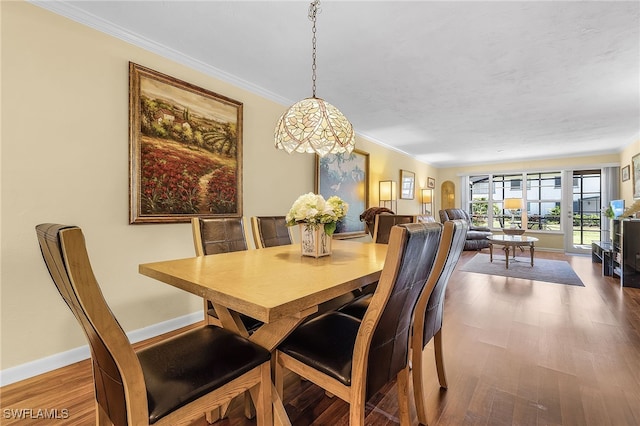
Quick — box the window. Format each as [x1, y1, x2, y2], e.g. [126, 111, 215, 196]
[466, 171, 562, 231]
[468, 176, 489, 227]
[492, 174, 523, 228]
[526, 172, 562, 231]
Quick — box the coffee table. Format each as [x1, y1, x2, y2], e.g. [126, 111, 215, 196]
[487, 235, 539, 269]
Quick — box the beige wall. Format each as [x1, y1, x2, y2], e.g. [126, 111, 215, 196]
[0, 2, 435, 371]
[619, 138, 640, 206]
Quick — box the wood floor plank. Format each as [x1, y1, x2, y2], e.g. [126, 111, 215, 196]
[2, 250, 640, 425]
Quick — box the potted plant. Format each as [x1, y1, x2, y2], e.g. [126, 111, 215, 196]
[604, 205, 615, 220]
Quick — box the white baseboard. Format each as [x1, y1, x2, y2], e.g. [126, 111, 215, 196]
[0, 312, 202, 387]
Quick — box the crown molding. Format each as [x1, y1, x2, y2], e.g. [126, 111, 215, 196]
[27, 1, 428, 165]
[28, 0, 292, 107]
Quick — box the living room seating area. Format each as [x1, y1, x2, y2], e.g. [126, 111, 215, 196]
[439, 208, 492, 250]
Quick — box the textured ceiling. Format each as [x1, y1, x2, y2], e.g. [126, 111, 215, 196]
[35, 1, 640, 167]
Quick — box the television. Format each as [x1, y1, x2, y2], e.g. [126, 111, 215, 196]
[610, 200, 625, 218]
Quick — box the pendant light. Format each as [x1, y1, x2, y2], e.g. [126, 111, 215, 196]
[274, 0, 355, 157]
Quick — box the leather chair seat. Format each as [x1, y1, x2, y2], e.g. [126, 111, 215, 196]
[139, 326, 270, 424]
[278, 312, 361, 386]
[337, 293, 372, 319]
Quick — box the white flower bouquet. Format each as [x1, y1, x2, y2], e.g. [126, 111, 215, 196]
[286, 192, 349, 235]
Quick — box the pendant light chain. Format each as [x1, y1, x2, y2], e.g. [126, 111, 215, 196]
[309, 0, 320, 98]
[274, 0, 355, 156]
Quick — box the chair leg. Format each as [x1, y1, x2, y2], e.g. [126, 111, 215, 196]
[434, 329, 448, 389]
[412, 340, 428, 425]
[348, 401, 366, 426]
[396, 366, 414, 426]
[244, 390, 256, 419]
[205, 407, 222, 424]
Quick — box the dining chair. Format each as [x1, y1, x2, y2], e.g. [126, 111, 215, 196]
[371, 214, 416, 244]
[336, 214, 419, 318]
[191, 217, 262, 333]
[411, 219, 468, 425]
[359, 207, 395, 237]
[250, 216, 293, 249]
[35, 223, 272, 426]
[275, 222, 442, 425]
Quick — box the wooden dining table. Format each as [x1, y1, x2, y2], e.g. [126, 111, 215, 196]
[139, 239, 388, 425]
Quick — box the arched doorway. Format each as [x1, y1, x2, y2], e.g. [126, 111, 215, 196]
[441, 181, 455, 209]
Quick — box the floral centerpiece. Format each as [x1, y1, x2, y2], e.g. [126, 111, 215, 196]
[286, 193, 348, 257]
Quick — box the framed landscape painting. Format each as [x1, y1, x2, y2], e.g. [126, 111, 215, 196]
[316, 149, 369, 238]
[129, 63, 243, 223]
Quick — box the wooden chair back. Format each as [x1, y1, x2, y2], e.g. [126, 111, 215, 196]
[191, 217, 250, 256]
[411, 219, 468, 424]
[36, 224, 151, 425]
[371, 214, 416, 244]
[360, 222, 442, 398]
[250, 216, 292, 249]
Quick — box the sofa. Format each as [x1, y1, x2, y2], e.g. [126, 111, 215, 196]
[439, 209, 492, 250]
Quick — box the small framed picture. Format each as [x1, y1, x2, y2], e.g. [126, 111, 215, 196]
[427, 177, 436, 189]
[622, 165, 630, 182]
[400, 170, 415, 199]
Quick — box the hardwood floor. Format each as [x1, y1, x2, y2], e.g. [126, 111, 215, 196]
[2, 250, 639, 425]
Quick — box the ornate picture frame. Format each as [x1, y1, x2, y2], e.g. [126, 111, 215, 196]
[129, 63, 243, 223]
[316, 149, 369, 238]
[427, 177, 436, 189]
[400, 170, 415, 199]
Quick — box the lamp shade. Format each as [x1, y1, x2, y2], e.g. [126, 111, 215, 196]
[504, 198, 523, 210]
[421, 189, 432, 204]
[379, 180, 396, 201]
[275, 97, 355, 157]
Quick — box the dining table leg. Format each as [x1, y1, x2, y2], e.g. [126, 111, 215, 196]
[272, 384, 293, 426]
[214, 303, 318, 426]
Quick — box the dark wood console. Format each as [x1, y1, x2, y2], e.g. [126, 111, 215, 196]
[612, 219, 640, 288]
[592, 241, 614, 276]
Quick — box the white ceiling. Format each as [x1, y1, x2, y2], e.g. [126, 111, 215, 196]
[35, 1, 640, 167]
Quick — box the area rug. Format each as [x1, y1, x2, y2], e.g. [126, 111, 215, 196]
[460, 253, 584, 286]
